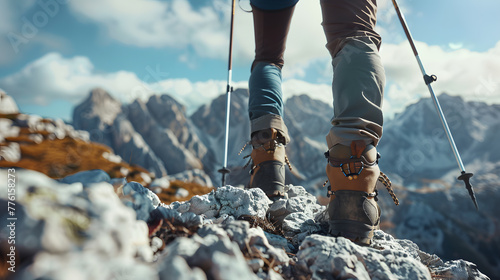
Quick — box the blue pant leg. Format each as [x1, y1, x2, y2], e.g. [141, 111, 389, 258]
[248, 62, 284, 121]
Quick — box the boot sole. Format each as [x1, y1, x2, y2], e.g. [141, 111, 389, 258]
[249, 160, 286, 197]
[328, 219, 378, 246]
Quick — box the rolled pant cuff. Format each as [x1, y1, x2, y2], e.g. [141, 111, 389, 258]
[326, 117, 382, 149]
[251, 114, 290, 144]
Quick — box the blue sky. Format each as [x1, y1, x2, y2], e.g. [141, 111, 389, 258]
[1, 0, 499, 121]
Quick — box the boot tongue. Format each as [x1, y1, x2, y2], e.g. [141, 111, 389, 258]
[328, 141, 378, 163]
[251, 128, 280, 146]
[350, 140, 367, 158]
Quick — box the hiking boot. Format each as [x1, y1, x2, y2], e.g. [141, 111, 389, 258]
[325, 140, 381, 245]
[248, 128, 287, 199]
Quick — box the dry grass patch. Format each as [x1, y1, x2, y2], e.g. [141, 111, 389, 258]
[155, 180, 214, 204]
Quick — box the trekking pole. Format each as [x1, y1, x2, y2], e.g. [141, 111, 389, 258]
[391, 0, 478, 210]
[218, 0, 236, 187]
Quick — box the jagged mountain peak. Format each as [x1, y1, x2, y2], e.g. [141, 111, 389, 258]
[74, 88, 122, 128]
[285, 94, 332, 138]
[73, 90, 213, 177]
[286, 94, 331, 110]
[386, 92, 489, 141]
[389, 93, 493, 127]
[88, 87, 116, 102]
[129, 98, 147, 108]
[146, 93, 188, 129]
[191, 88, 250, 137]
[379, 92, 500, 185]
[147, 94, 186, 112]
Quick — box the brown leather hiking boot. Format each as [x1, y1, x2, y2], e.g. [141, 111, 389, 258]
[248, 128, 288, 199]
[325, 140, 381, 245]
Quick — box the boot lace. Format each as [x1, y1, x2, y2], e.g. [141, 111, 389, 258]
[239, 140, 292, 172]
[323, 171, 399, 206]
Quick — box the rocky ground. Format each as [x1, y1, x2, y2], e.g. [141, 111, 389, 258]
[0, 90, 495, 279]
[0, 169, 490, 280]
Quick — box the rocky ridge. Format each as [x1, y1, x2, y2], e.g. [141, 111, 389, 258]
[72, 89, 500, 191]
[0, 168, 490, 280]
[73, 88, 216, 179]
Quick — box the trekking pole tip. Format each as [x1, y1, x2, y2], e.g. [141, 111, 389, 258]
[218, 167, 231, 187]
[458, 171, 479, 211]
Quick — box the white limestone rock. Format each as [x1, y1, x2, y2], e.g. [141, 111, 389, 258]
[429, 259, 490, 280]
[165, 169, 214, 187]
[0, 168, 491, 280]
[0, 169, 154, 279]
[215, 186, 271, 219]
[122, 181, 161, 221]
[0, 118, 20, 143]
[158, 255, 207, 280]
[0, 142, 21, 162]
[0, 90, 19, 114]
[296, 233, 433, 280]
[158, 230, 258, 280]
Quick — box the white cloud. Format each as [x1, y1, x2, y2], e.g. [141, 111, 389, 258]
[377, 0, 413, 26]
[283, 79, 332, 106]
[62, 0, 412, 81]
[65, 0, 330, 74]
[68, 0, 237, 60]
[380, 40, 500, 117]
[279, 0, 411, 80]
[3, 39, 499, 120]
[0, 51, 331, 116]
[1, 52, 146, 106]
[0, 52, 244, 114]
[282, 1, 328, 78]
[151, 78, 248, 113]
[448, 42, 464, 50]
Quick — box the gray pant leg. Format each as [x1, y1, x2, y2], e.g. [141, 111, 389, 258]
[326, 37, 385, 148]
[321, 0, 385, 148]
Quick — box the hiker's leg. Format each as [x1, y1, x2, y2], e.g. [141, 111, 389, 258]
[247, 1, 296, 199]
[321, 0, 385, 245]
[321, 0, 384, 148]
[248, 3, 295, 138]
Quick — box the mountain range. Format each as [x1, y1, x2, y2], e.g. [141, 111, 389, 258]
[73, 88, 500, 190]
[71, 88, 500, 277]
